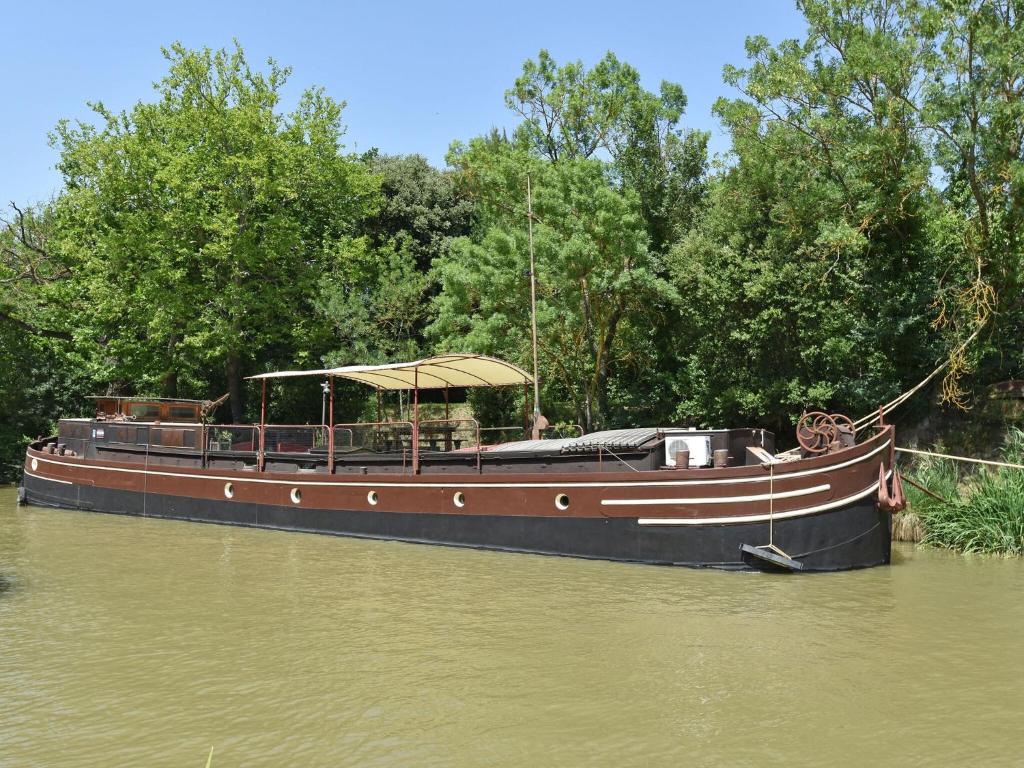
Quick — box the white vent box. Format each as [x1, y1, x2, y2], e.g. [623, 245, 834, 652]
[664, 435, 712, 467]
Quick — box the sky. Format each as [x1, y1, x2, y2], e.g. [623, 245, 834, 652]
[1, 0, 808, 206]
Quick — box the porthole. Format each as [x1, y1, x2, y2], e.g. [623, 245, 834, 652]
[224, 482, 234, 499]
[367, 490, 379, 506]
[555, 493, 570, 511]
[31, 457, 38, 472]
[290, 487, 302, 504]
[454, 491, 466, 508]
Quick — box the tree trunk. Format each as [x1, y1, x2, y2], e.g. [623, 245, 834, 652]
[227, 350, 244, 423]
[161, 369, 178, 399]
[161, 334, 179, 398]
[595, 363, 609, 432]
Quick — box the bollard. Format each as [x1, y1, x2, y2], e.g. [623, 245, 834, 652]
[713, 449, 729, 468]
[674, 449, 690, 469]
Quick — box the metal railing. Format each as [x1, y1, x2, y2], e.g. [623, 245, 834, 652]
[477, 423, 585, 446]
[262, 425, 328, 454]
[199, 419, 588, 474]
[479, 426, 527, 446]
[332, 421, 414, 456]
[418, 418, 482, 472]
[546, 423, 585, 440]
[206, 425, 260, 453]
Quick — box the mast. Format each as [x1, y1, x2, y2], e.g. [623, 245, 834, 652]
[527, 174, 542, 435]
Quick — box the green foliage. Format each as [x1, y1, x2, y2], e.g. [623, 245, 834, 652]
[506, 49, 708, 250]
[309, 153, 475, 414]
[905, 453, 962, 519]
[0, 203, 98, 482]
[916, 0, 1024, 393]
[665, 0, 948, 431]
[360, 152, 475, 271]
[315, 237, 427, 366]
[0, 324, 95, 483]
[48, 41, 381, 420]
[431, 51, 707, 430]
[432, 139, 676, 430]
[914, 430, 1024, 555]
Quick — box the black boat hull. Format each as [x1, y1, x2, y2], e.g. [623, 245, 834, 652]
[22, 471, 891, 571]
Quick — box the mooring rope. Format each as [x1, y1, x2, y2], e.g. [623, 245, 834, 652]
[895, 446, 1024, 471]
[853, 327, 982, 434]
[758, 460, 794, 559]
[598, 445, 642, 473]
[774, 328, 983, 460]
[901, 472, 954, 504]
[790, 520, 882, 559]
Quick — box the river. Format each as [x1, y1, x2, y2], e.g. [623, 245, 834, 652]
[1, 486, 1022, 767]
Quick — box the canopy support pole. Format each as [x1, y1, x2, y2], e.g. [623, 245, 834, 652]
[327, 376, 335, 474]
[444, 386, 450, 421]
[258, 379, 267, 472]
[412, 367, 420, 474]
[376, 390, 382, 424]
[523, 382, 530, 434]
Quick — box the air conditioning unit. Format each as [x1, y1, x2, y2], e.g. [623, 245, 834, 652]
[665, 435, 712, 467]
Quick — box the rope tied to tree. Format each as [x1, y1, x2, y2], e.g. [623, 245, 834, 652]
[895, 446, 1024, 472]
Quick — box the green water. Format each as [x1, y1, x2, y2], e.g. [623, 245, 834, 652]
[1, 486, 1022, 767]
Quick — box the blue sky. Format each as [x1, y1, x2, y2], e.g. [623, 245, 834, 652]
[2, 0, 807, 206]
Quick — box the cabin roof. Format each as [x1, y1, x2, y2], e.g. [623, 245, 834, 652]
[247, 354, 534, 391]
[87, 396, 208, 404]
[487, 428, 661, 455]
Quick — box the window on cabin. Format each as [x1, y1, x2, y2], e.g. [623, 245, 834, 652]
[169, 405, 199, 421]
[129, 403, 161, 420]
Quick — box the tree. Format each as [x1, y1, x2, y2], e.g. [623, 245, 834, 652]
[431, 139, 676, 431]
[0, 201, 73, 341]
[506, 50, 708, 251]
[307, 153, 475, 400]
[360, 152, 475, 272]
[49, 42, 381, 421]
[915, 0, 1024, 401]
[667, 0, 944, 431]
[0, 202, 97, 481]
[315, 237, 428, 367]
[428, 51, 708, 431]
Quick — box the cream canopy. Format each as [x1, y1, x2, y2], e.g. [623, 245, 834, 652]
[247, 354, 534, 391]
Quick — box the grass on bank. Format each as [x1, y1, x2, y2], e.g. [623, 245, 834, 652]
[903, 428, 1024, 556]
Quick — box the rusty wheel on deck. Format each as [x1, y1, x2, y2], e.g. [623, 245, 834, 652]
[796, 411, 839, 454]
[831, 413, 856, 447]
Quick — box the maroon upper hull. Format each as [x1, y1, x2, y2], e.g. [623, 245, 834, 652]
[21, 427, 896, 570]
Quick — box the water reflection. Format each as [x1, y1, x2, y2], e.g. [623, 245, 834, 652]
[1, 488, 1022, 767]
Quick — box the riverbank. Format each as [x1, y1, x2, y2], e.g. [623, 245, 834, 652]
[898, 428, 1024, 555]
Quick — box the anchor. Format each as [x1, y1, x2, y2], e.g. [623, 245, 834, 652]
[877, 463, 907, 513]
[740, 459, 805, 572]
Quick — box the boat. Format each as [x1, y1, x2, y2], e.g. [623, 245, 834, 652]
[20, 354, 903, 571]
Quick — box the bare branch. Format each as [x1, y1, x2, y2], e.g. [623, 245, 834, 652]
[0, 307, 72, 340]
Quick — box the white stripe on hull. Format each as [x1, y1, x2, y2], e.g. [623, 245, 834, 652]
[636, 481, 881, 526]
[23, 469, 73, 485]
[601, 483, 830, 506]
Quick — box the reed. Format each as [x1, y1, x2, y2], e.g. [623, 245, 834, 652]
[910, 429, 1024, 556]
[892, 508, 925, 543]
[899, 450, 961, 542]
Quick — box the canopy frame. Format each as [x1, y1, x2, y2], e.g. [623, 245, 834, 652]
[247, 354, 535, 474]
[247, 354, 533, 391]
